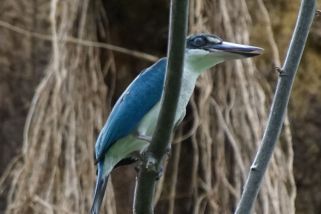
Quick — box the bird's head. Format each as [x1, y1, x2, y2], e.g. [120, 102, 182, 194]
[185, 34, 263, 72]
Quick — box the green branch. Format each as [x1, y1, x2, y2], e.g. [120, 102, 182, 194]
[235, 0, 316, 213]
[133, 0, 189, 213]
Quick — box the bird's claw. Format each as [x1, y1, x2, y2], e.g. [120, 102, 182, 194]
[145, 155, 157, 171]
[142, 153, 164, 180]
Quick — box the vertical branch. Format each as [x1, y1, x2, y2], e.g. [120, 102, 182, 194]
[133, 0, 189, 213]
[235, 0, 316, 213]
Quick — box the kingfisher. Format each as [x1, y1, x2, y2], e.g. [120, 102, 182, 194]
[91, 34, 263, 214]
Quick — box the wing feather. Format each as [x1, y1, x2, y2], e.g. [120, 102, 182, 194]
[95, 58, 167, 162]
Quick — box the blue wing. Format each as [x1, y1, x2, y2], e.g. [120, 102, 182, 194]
[95, 58, 167, 162]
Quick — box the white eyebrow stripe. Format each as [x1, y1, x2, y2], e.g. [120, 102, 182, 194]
[207, 37, 221, 44]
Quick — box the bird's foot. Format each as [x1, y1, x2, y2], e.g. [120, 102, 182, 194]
[135, 158, 163, 180]
[140, 152, 164, 180]
[145, 154, 157, 171]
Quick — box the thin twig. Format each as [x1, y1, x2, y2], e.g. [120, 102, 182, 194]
[0, 19, 158, 62]
[33, 195, 77, 214]
[0, 154, 22, 194]
[235, 0, 316, 213]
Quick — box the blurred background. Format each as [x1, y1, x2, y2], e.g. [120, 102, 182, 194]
[0, 0, 320, 213]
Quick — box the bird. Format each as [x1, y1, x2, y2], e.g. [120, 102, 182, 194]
[91, 33, 263, 214]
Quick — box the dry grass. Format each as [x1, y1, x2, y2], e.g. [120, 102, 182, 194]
[2, 0, 117, 213]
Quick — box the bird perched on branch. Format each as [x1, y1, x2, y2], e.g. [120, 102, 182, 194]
[91, 34, 263, 214]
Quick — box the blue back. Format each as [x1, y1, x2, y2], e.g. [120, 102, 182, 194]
[95, 58, 167, 162]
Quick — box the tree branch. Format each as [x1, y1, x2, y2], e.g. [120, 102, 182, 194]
[133, 0, 189, 213]
[0, 19, 158, 62]
[235, 0, 316, 213]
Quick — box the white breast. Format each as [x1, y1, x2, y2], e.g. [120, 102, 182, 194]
[137, 67, 199, 137]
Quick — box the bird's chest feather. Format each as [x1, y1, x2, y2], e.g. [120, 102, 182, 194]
[137, 69, 198, 136]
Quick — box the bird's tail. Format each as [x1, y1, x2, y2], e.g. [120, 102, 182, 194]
[90, 170, 109, 214]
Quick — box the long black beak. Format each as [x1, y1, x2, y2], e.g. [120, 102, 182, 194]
[91, 175, 109, 214]
[209, 41, 263, 57]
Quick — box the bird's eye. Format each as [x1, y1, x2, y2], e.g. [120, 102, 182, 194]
[193, 37, 207, 47]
